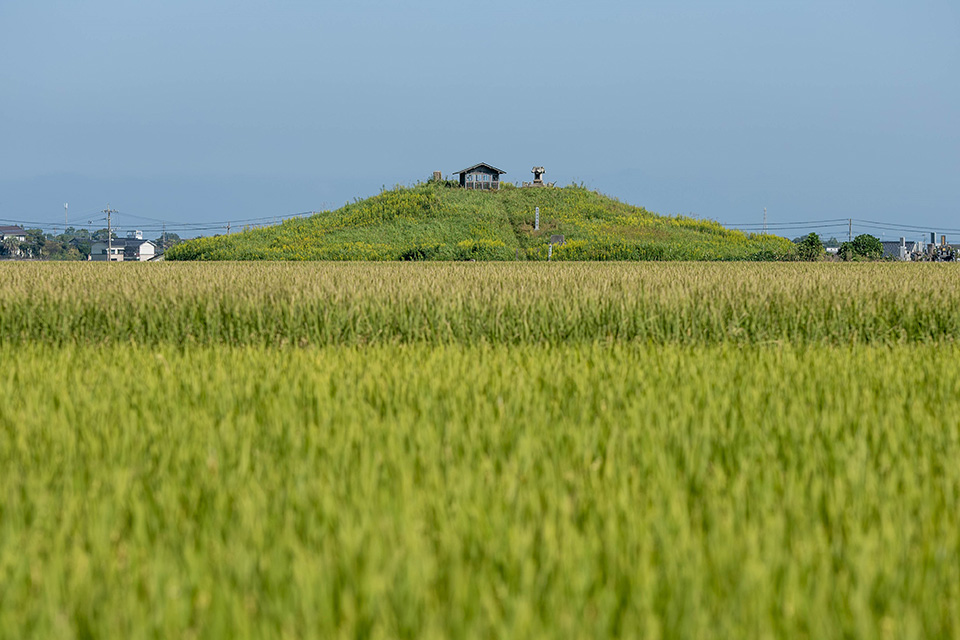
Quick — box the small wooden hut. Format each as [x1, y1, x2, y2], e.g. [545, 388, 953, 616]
[455, 163, 506, 190]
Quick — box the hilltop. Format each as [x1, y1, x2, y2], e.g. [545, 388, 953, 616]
[167, 181, 795, 261]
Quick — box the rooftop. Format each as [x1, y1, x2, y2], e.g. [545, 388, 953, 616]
[454, 162, 506, 175]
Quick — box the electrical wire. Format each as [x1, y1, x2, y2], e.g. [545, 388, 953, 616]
[854, 219, 960, 235]
[721, 218, 850, 227]
[0, 210, 316, 239]
[3, 209, 957, 241]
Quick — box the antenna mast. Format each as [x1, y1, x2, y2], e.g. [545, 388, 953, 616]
[763, 207, 767, 234]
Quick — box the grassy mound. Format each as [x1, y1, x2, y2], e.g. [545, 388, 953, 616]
[168, 182, 794, 261]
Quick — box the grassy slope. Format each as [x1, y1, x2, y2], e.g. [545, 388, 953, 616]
[168, 182, 795, 261]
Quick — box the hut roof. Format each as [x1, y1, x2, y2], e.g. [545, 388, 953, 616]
[454, 163, 506, 175]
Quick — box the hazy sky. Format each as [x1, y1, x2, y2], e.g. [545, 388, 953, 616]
[2, 0, 958, 239]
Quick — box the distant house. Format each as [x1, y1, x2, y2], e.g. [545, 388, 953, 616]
[90, 237, 157, 262]
[90, 240, 125, 262]
[456, 163, 506, 190]
[0, 225, 26, 258]
[881, 240, 907, 261]
[0, 225, 26, 242]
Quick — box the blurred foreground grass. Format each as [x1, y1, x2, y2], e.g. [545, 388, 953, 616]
[1, 343, 958, 638]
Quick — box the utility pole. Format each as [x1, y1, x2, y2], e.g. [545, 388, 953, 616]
[162, 223, 166, 254]
[763, 207, 767, 234]
[64, 203, 68, 228]
[848, 218, 852, 242]
[103, 207, 117, 261]
[226, 222, 231, 235]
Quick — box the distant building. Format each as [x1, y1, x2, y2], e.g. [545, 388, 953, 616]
[881, 239, 907, 261]
[0, 225, 26, 242]
[0, 225, 26, 258]
[90, 237, 157, 262]
[455, 163, 505, 190]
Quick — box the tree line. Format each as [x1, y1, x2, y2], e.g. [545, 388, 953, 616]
[0, 228, 182, 260]
[794, 233, 884, 261]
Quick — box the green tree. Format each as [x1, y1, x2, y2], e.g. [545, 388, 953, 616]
[838, 234, 883, 261]
[72, 238, 92, 257]
[795, 233, 824, 261]
[92, 228, 116, 242]
[0, 237, 21, 258]
[22, 228, 46, 259]
[154, 233, 182, 253]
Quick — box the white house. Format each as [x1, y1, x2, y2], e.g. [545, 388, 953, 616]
[0, 225, 27, 258]
[129, 239, 157, 261]
[90, 236, 157, 262]
[0, 225, 26, 242]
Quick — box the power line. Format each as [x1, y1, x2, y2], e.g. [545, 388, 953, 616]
[728, 223, 850, 230]
[0, 209, 315, 236]
[3, 207, 958, 242]
[112, 210, 173, 225]
[0, 216, 68, 227]
[722, 217, 849, 227]
[853, 219, 960, 234]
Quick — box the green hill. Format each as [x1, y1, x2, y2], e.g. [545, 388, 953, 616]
[167, 181, 795, 261]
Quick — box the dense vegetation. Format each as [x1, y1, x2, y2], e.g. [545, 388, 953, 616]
[795, 232, 825, 261]
[838, 234, 885, 261]
[167, 183, 795, 261]
[2, 262, 959, 638]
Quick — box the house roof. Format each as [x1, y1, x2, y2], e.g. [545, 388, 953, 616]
[455, 162, 506, 175]
[92, 238, 157, 249]
[880, 241, 905, 257]
[0, 225, 25, 235]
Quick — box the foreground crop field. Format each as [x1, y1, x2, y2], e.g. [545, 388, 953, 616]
[1, 263, 959, 638]
[2, 262, 960, 345]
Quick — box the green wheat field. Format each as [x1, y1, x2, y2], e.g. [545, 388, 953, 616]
[1, 263, 959, 638]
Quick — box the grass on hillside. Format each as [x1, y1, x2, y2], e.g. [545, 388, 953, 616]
[167, 182, 795, 261]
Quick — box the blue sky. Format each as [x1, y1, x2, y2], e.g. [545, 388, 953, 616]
[1, 0, 957, 240]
